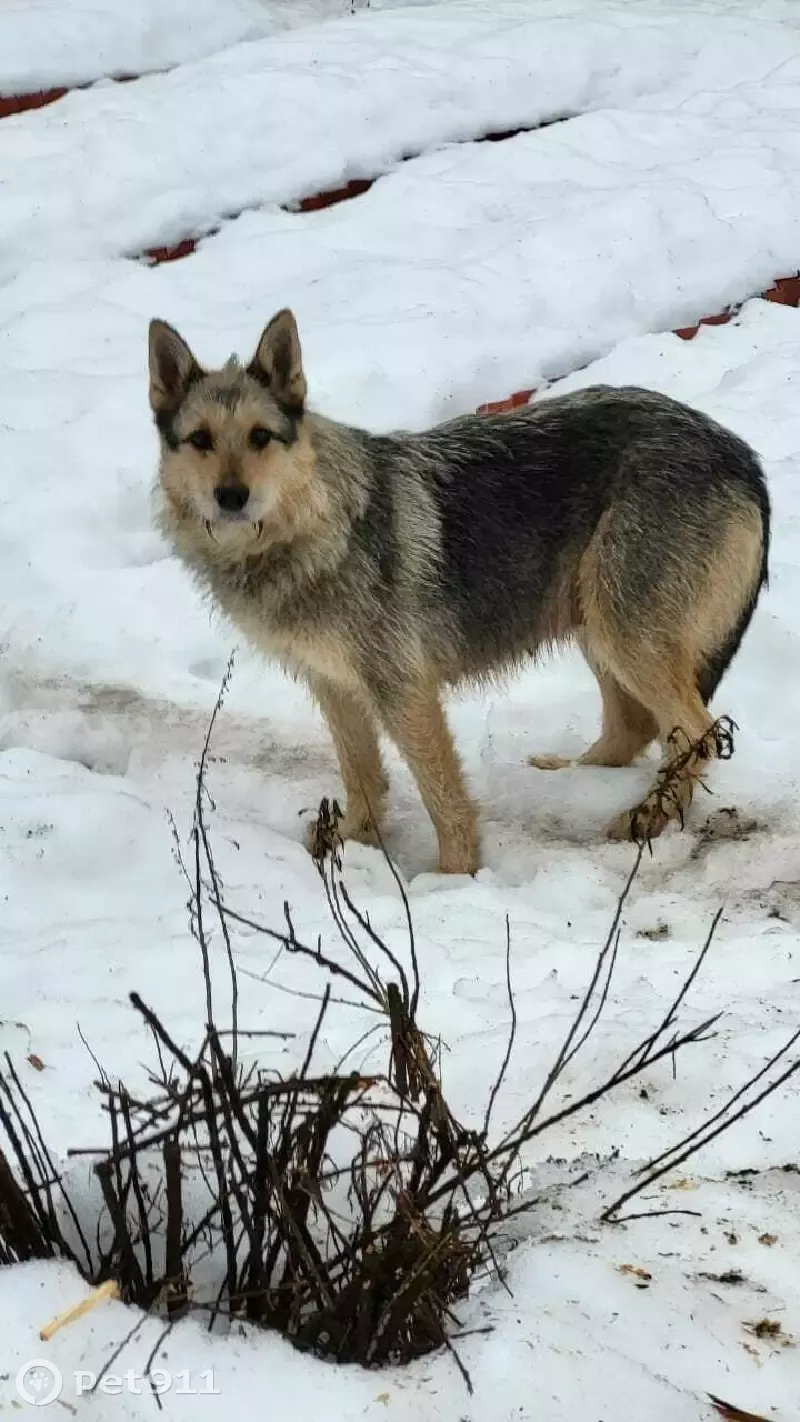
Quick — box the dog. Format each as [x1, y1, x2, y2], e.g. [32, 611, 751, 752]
[148, 309, 770, 874]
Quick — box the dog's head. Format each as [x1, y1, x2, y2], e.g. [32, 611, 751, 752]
[149, 309, 324, 551]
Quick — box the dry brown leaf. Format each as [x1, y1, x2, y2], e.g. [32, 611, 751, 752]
[618, 1263, 652, 1282]
[744, 1318, 782, 1340]
[708, 1394, 772, 1422]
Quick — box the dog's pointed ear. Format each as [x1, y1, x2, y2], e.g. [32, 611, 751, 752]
[249, 309, 306, 416]
[149, 319, 201, 413]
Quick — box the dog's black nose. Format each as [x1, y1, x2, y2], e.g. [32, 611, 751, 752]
[214, 483, 250, 513]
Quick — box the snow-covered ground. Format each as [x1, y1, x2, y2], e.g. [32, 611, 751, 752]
[4, 2, 800, 282]
[0, 0, 374, 95]
[1, 2, 799, 1419]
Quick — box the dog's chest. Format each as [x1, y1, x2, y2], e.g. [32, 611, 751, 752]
[217, 585, 361, 692]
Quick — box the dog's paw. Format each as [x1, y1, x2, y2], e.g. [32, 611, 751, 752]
[606, 798, 670, 845]
[343, 819, 382, 849]
[436, 835, 480, 876]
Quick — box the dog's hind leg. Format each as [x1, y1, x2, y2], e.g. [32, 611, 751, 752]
[381, 681, 479, 875]
[605, 669, 716, 843]
[530, 664, 657, 770]
[577, 499, 763, 842]
[307, 677, 389, 849]
[586, 649, 716, 843]
[579, 570, 716, 842]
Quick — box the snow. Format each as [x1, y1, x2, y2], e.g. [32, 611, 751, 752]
[1, 1, 800, 1419]
[0, 0, 372, 96]
[4, 0, 800, 98]
[3, 1188, 799, 1419]
[5, 4, 800, 278]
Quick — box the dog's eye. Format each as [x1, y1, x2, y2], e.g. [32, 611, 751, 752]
[187, 428, 213, 453]
[249, 426, 272, 451]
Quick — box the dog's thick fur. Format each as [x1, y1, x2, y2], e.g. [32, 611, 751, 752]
[149, 309, 770, 874]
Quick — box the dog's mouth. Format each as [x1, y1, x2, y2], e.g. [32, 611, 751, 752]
[205, 519, 264, 544]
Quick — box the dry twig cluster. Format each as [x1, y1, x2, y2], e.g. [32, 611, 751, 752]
[1, 696, 798, 1387]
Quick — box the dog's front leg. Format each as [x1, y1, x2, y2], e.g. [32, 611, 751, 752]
[307, 676, 389, 849]
[381, 682, 479, 875]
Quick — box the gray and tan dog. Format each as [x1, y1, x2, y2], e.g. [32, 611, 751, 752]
[149, 309, 770, 874]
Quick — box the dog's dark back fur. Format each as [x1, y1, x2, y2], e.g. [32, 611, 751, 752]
[390, 388, 770, 696]
[149, 311, 770, 872]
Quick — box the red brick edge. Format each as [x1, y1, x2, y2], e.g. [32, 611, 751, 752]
[478, 272, 800, 415]
[0, 88, 67, 119]
[673, 273, 800, 339]
[141, 180, 379, 262]
[298, 177, 374, 212]
[476, 388, 536, 416]
[0, 73, 140, 120]
[0, 93, 558, 261]
[137, 123, 559, 261]
[144, 236, 203, 265]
